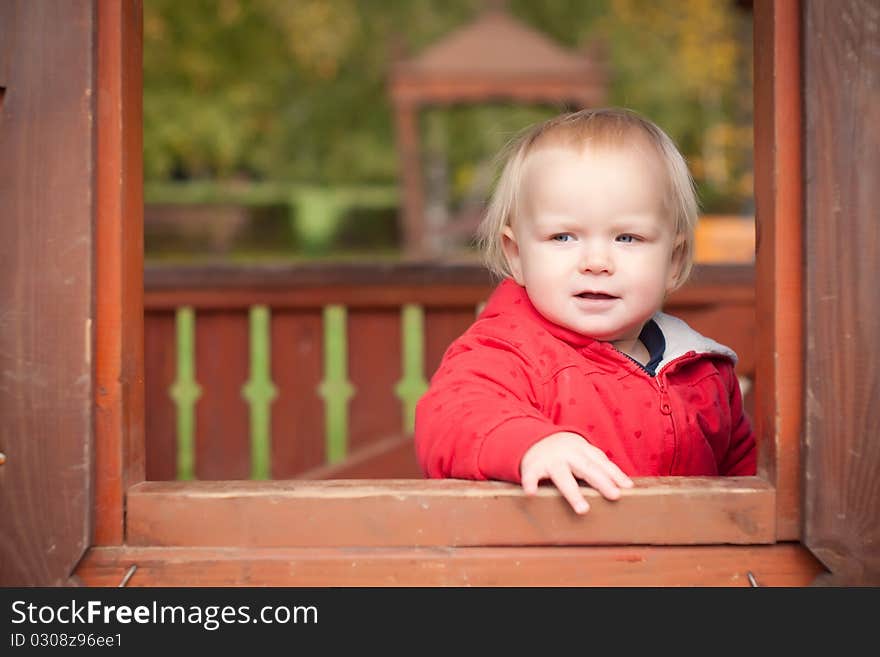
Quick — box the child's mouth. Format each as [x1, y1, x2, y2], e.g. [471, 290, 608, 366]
[576, 292, 616, 300]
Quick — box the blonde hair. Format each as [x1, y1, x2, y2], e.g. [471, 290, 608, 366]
[477, 107, 699, 290]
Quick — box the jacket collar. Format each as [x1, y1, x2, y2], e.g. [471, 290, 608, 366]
[482, 278, 738, 372]
[483, 278, 599, 349]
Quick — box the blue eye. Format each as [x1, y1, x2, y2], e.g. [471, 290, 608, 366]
[616, 234, 637, 243]
[551, 234, 573, 242]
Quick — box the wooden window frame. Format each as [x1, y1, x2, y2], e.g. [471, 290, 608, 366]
[81, 0, 810, 583]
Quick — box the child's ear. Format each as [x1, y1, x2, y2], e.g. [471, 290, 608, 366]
[666, 236, 687, 291]
[501, 225, 525, 285]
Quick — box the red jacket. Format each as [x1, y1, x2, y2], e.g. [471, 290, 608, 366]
[415, 279, 756, 483]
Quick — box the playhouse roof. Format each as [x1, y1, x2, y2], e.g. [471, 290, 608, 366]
[400, 9, 595, 76]
[390, 8, 606, 106]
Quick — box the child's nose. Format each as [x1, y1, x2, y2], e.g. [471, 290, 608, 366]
[580, 243, 613, 274]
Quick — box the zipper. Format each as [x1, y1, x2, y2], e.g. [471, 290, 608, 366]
[615, 349, 673, 411]
[608, 345, 678, 473]
[654, 370, 675, 474]
[618, 350, 656, 377]
[656, 374, 672, 414]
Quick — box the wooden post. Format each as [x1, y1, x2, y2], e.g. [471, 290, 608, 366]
[94, 0, 145, 545]
[752, 0, 804, 541]
[803, 0, 880, 585]
[0, 0, 96, 585]
[393, 100, 426, 258]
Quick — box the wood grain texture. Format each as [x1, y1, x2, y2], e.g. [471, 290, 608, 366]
[348, 310, 402, 451]
[753, 0, 804, 540]
[144, 284, 493, 311]
[144, 313, 177, 480]
[668, 303, 756, 377]
[195, 312, 250, 479]
[125, 478, 775, 548]
[269, 311, 325, 478]
[75, 543, 824, 587]
[803, 0, 880, 585]
[392, 102, 425, 256]
[142, 263, 750, 308]
[94, 0, 145, 546]
[295, 433, 422, 480]
[0, 0, 94, 585]
[424, 308, 478, 378]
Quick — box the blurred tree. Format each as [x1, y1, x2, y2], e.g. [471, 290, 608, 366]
[144, 0, 480, 182]
[590, 0, 754, 212]
[143, 0, 753, 213]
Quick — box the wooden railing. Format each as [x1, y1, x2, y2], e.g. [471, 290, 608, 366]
[144, 262, 756, 481]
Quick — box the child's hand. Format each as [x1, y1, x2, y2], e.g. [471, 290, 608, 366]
[520, 431, 634, 514]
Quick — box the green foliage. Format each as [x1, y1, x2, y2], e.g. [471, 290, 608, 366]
[143, 0, 753, 212]
[592, 0, 754, 213]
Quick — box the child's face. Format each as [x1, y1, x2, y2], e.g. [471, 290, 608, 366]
[501, 145, 682, 351]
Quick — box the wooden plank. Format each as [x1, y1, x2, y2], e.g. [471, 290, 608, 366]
[296, 434, 422, 480]
[142, 262, 752, 291]
[144, 284, 493, 311]
[694, 216, 755, 264]
[424, 308, 479, 378]
[270, 310, 326, 478]
[0, 3, 9, 88]
[393, 102, 425, 257]
[0, 0, 94, 586]
[348, 310, 402, 452]
[75, 543, 825, 587]
[393, 78, 606, 108]
[142, 263, 751, 311]
[668, 303, 756, 376]
[666, 284, 754, 306]
[803, 0, 880, 585]
[126, 478, 776, 548]
[144, 262, 496, 289]
[94, 0, 145, 545]
[195, 312, 250, 479]
[144, 312, 177, 480]
[753, 0, 804, 541]
[143, 282, 756, 312]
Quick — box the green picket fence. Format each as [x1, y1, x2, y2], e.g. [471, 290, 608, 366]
[143, 263, 493, 480]
[161, 303, 433, 480]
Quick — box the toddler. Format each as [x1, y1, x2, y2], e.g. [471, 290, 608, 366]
[414, 108, 757, 514]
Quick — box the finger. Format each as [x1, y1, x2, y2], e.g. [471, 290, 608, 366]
[570, 460, 622, 501]
[610, 465, 634, 488]
[521, 469, 540, 496]
[548, 467, 590, 514]
[601, 458, 634, 488]
[582, 445, 634, 488]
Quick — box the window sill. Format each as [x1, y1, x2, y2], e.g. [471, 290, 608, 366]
[126, 477, 775, 548]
